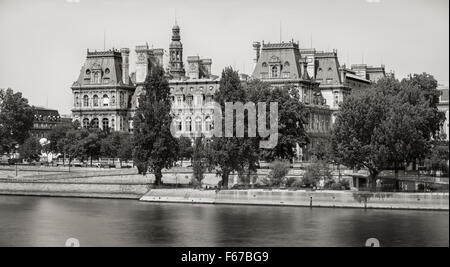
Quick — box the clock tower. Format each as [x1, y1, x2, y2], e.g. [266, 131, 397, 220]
[169, 23, 185, 79]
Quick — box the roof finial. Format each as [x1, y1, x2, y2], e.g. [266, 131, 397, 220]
[175, 9, 178, 26]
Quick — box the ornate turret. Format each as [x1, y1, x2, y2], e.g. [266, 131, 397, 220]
[169, 22, 185, 79]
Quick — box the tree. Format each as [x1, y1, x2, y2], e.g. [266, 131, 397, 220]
[206, 67, 259, 188]
[266, 160, 291, 187]
[192, 136, 207, 185]
[331, 75, 445, 188]
[302, 159, 333, 188]
[82, 130, 101, 166]
[133, 65, 179, 185]
[425, 140, 449, 175]
[48, 124, 73, 163]
[178, 136, 193, 161]
[63, 128, 88, 165]
[0, 88, 34, 153]
[100, 131, 121, 159]
[247, 80, 309, 161]
[18, 137, 42, 163]
[117, 133, 134, 165]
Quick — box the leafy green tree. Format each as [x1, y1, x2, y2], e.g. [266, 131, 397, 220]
[117, 133, 134, 165]
[47, 124, 73, 163]
[133, 65, 179, 185]
[425, 140, 449, 175]
[178, 136, 193, 161]
[63, 128, 89, 165]
[82, 130, 101, 166]
[18, 137, 42, 163]
[192, 136, 207, 184]
[207, 67, 259, 188]
[0, 88, 34, 153]
[100, 131, 121, 159]
[247, 80, 309, 161]
[331, 75, 445, 188]
[302, 159, 333, 188]
[266, 160, 291, 187]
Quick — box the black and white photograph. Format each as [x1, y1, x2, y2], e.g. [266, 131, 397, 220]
[0, 0, 448, 252]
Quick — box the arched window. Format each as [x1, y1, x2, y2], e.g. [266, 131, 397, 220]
[195, 117, 202, 132]
[75, 95, 79, 107]
[93, 95, 99, 107]
[185, 117, 192, 132]
[82, 118, 89, 128]
[102, 118, 109, 130]
[205, 116, 212, 131]
[111, 119, 115, 131]
[271, 66, 279, 78]
[91, 118, 99, 128]
[103, 94, 109, 107]
[83, 95, 89, 107]
[262, 62, 268, 68]
[111, 95, 116, 105]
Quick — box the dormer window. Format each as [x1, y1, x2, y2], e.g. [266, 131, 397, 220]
[262, 62, 268, 68]
[271, 66, 279, 78]
[105, 68, 110, 74]
[85, 69, 91, 76]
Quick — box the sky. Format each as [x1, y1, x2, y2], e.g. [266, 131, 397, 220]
[0, 0, 448, 114]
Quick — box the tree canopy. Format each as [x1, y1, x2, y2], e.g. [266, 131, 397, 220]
[0, 88, 34, 153]
[331, 74, 446, 187]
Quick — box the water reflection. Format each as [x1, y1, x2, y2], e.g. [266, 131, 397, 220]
[0, 196, 448, 247]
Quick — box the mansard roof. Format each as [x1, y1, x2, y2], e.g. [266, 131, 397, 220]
[72, 49, 133, 88]
[252, 41, 304, 80]
[314, 51, 342, 85]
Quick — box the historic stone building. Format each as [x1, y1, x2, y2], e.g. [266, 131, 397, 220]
[166, 24, 220, 138]
[251, 41, 333, 161]
[71, 23, 219, 137]
[250, 40, 390, 160]
[31, 107, 71, 139]
[71, 48, 136, 132]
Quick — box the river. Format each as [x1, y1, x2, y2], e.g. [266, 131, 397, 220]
[0, 195, 448, 247]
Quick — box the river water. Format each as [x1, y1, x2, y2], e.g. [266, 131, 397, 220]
[0, 195, 447, 247]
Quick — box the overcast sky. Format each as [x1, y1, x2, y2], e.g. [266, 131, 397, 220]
[0, 0, 448, 114]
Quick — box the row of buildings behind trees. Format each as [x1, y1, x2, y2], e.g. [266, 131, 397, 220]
[1, 23, 448, 190]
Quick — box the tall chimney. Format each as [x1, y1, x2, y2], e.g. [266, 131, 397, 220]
[151, 48, 164, 67]
[120, 48, 130, 84]
[201, 59, 212, 78]
[253, 41, 261, 63]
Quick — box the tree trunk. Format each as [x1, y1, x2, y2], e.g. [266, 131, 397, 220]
[222, 172, 230, 189]
[368, 169, 379, 190]
[394, 161, 399, 191]
[154, 168, 163, 186]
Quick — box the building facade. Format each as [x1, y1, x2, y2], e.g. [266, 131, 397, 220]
[71, 23, 220, 138]
[31, 107, 71, 139]
[251, 41, 333, 161]
[166, 24, 220, 138]
[71, 49, 136, 132]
